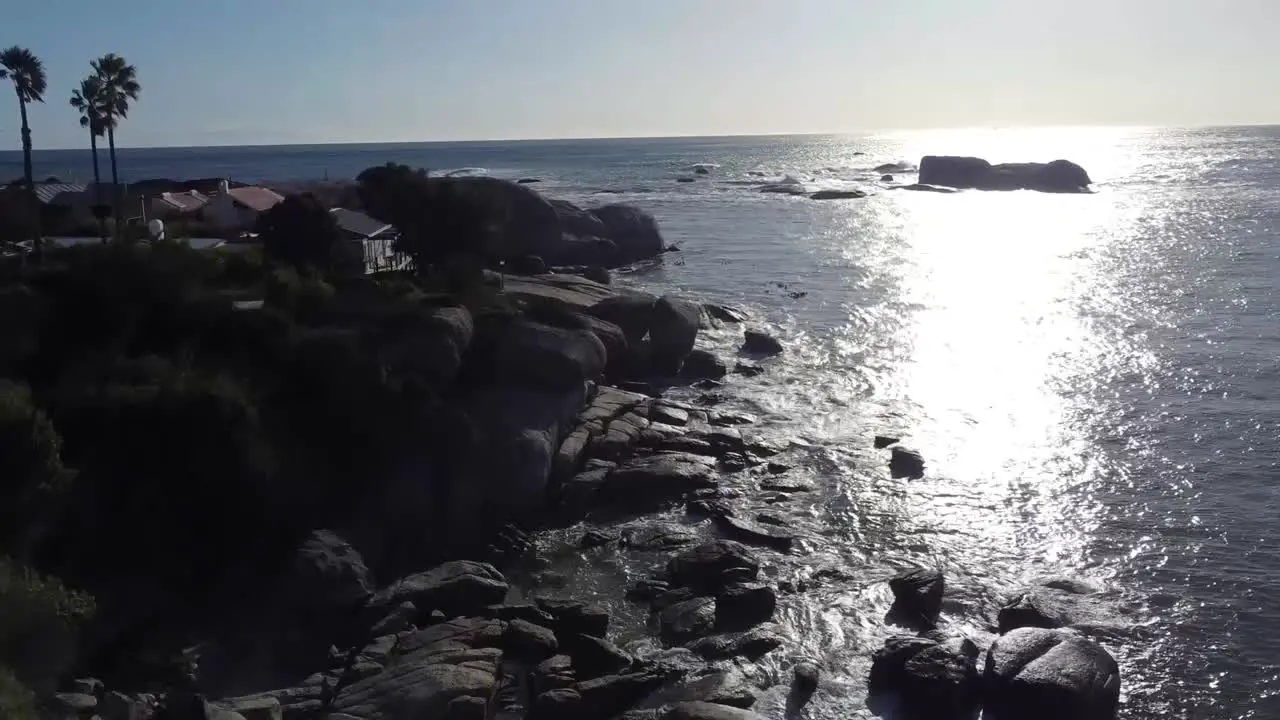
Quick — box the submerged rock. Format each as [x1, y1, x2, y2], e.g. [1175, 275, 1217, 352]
[889, 183, 959, 193]
[997, 581, 1111, 634]
[984, 628, 1121, 720]
[740, 330, 783, 357]
[918, 155, 1092, 193]
[809, 189, 868, 200]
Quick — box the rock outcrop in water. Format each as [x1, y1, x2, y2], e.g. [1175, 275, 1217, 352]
[983, 628, 1121, 720]
[918, 155, 1093, 193]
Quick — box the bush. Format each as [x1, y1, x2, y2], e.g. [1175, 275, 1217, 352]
[355, 165, 503, 288]
[0, 381, 75, 557]
[258, 193, 343, 272]
[44, 364, 279, 594]
[0, 667, 37, 720]
[0, 558, 94, 695]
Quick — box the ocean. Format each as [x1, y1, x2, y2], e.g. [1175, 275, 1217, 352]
[8, 127, 1280, 718]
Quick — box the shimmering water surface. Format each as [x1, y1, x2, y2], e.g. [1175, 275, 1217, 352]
[12, 127, 1280, 717]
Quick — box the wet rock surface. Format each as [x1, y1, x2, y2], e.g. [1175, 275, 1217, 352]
[984, 628, 1121, 720]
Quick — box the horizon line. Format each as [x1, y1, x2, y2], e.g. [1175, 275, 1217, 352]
[7, 121, 1280, 153]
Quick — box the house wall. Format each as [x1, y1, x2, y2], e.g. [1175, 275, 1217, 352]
[203, 195, 259, 231]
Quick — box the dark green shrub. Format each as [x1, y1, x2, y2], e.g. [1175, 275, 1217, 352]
[0, 381, 74, 557]
[0, 667, 37, 720]
[44, 365, 279, 594]
[258, 193, 343, 272]
[0, 558, 94, 695]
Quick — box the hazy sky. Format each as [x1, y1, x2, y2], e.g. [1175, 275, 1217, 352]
[3, 0, 1276, 148]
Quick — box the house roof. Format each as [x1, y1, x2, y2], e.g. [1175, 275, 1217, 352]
[33, 183, 86, 204]
[226, 186, 285, 213]
[329, 207, 394, 239]
[156, 190, 209, 212]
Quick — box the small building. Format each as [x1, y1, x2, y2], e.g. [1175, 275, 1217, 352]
[151, 190, 209, 218]
[329, 207, 407, 273]
[203, 180, 285, 231]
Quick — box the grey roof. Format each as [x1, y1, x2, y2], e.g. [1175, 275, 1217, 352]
[329, 207, 394, 239]
[33, 183, 86, 204]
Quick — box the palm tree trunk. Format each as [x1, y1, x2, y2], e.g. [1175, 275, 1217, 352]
[107, 124, 120, 241]
[90, 129, 106, 243]
[17, 95, 41, 259]
[17, 96, 33, 191]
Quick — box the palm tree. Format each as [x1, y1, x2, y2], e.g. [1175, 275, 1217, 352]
[92, 54, 140, 238]
[70, 76, 108, 242]
[0, 47, 47, 193]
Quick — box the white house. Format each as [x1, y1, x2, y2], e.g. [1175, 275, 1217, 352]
[329, 207, 407, 273]
[202, 180, 284, 231]
[150, 190, 209, 219]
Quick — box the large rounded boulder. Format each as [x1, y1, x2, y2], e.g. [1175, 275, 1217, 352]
[591, 204, 666, 266]
[983, 628, 1121, 720]
[649, 296, 701, 374]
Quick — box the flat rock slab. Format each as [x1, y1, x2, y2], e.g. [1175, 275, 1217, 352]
[331, 618, 506, 720]
[713, 515, 795, 552]
[601, 453, 718, 507]
[368, 561, 508, 617]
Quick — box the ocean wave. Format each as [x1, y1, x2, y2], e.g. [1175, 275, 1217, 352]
[442, 167, 490, 177]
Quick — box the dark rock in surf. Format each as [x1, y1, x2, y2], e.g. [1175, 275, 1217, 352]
[715, 583, 777, 630]
[881, 174, 895, 182]
[562, 633, 633, 678]
[367, 561, 508, 618]
[704, 303, 750, 324]
[602, 453, 717, 509]
[919, 155, 1092, 193]
[740, 330, 783, 357]
[660, 597, 717, 643]
[517, 178, 542, 184]
[733, 361, 764, 378]
[681, 349, 728, 381]
[889, 568, 945, 629]
[890, 183, 959, 193]
[650, 295, 702, 373]
[668, 541, 760, 593]
[580, 529, 617, 549]
[997, 581, 1109, 634]
[694, 167, 711, 175]
[713, 515, 794, 552]
[874, 435, 899, 449]
[984, 628, 1121, 720]
[591, 204, 667, 266]
[889, 447, 925, 479]
[875, 163, 913, 174]
[809, 189, 868, 200]
[677, 177, 696, 183]
[535, 597, 610, 638]
[868, 634, 981, 720]
[688, 627, 784, 661]
[666, 702, 768, 720]
[791, 661, 821, 706]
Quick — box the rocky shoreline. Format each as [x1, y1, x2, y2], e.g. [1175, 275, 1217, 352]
[6, 174, 1122, 720]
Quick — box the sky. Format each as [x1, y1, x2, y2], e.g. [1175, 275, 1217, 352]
[2, 0, 1277, 149]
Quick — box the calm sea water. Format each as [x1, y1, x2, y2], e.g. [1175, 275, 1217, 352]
[9, 127, 1280, 718]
